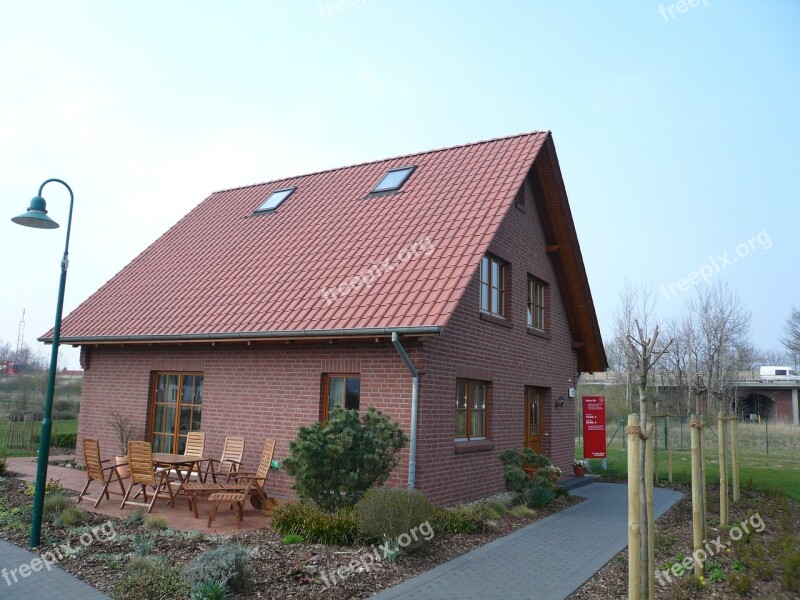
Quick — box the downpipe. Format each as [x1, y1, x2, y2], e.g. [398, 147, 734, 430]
[391, 332, 419, 489]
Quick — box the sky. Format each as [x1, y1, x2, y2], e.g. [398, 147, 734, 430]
[1, 0, 798, 370]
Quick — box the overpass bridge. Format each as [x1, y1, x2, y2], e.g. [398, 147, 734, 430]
[579, 371, 800, 425]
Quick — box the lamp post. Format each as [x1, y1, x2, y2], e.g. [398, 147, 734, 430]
[11, 178, 74, 548]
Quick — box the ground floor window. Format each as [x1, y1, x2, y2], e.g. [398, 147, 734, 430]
[456, 379, 487, 440]
[321, 374, 360, 420]
[150, 372, 203, 454]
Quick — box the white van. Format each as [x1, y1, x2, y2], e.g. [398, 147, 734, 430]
[759, 366, 800, 381]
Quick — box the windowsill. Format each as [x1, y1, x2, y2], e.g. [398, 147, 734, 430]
[480, 312, 512, 329]
[454, 439, 495, 454]
[526, 327, 551, 340]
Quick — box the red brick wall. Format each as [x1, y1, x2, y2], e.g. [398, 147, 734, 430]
[77, 170, 586, 507]
[417, 174, 578, 505]
[77, 341, 419, 498]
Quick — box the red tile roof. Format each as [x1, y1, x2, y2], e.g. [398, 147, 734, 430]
[54, 130, 614, 365]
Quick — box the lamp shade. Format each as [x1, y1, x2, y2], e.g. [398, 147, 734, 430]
[11, 196, 60, 229]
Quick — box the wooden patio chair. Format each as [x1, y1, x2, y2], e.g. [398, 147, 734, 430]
[184, 438, 275, 519]
[203, 436, 245, 483]
[77, 438, 126, 508]
[207, 480, 254, 529]
[170, 431, 206, 482]
[120, 440, 175, 513]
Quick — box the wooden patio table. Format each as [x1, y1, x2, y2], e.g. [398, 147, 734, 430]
[151, 453, 211, 493]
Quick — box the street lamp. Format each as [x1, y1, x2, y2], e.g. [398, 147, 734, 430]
[11, 178, 74, 548]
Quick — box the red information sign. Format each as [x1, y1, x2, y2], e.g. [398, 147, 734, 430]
[582, 395, 607, 459]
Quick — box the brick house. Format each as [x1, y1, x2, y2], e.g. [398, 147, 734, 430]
[52, 131, 606, 505]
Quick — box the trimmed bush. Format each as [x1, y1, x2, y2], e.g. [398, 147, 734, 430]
[143, 515, 169, 530]
[0, 453, 6, 476]
[282, 408, 407, 512]
[355, 487, 434, 550]
[271, 502, 359, 546]
[114, 558, 189, 600]
[182, 543, 256, 594]
[51, 433, 77, 449]
[499, 450, 559, 509]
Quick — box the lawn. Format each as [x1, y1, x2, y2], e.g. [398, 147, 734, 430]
[0, 418, 77, 457]
[577, 432, 800, 503]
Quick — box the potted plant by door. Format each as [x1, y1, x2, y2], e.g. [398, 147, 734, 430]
[111, 412, 136, 479]
[500, 448, 550, 479]
[573, 459, 590, 477]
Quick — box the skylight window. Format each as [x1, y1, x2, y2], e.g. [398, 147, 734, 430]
[255, 187, 296, 213]
[371, 166, 415, 194]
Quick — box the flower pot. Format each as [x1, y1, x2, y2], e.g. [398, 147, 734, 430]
[523, 465, 538, 479]
[573, 465, 587, 478]
[115, 455, 130, 479]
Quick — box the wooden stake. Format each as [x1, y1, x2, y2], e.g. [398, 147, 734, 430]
[731, 416, 740, 501]
[645, 425, 655, 599]
[667, 415, 673, 483]
[718, 412, 728, 526]
[699, 416, 707, 541]
[690, 414, 705, 577]
[628, 414, 641, 600]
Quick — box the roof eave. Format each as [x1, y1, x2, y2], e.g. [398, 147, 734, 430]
[42, 325, 444, 346]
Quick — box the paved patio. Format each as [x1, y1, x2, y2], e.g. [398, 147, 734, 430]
[6, 455, 276, 534]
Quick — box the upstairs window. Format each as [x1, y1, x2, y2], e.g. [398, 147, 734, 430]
[255, 187, 296, 213]
[479, 255, 506, 318]
[371, 166, 415, 194]
[527, 277, 547, 331]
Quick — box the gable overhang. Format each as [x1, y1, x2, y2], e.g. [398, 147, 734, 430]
[532, 134, 607, 373]
[44, 325, 443, 346]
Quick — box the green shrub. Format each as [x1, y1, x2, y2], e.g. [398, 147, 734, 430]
[510, 505, 536, 519]
[281, 534, 304, 545]
[271, 502, 359, 546]
[123, 508, 146, 527]
[191, 579, 229, 600]
[282, 408, 407, 512]
[0, 454, 6, 477]
[355, 487, 434, 550]
[181, 543, 256, 593]
[522, 486, 556, 509]
[133, 536, 155, 556]
[43, 491, 71, 515]
[498, 448, 550, 469]
[783, 549, 800, 592]
[143, 515, 169, 530]
[499, 450, 558, 509]
[51, 433, 77, 449]
[26, 478, 64, 497]
[729, 572, 752, 596]
[55, 506, 86, 527]
[114, 558, 189, 600]
[96, 553, 125, 572]
[431, 505, 491, 535]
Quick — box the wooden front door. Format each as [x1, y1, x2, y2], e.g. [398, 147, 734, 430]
[525, 387, 543, 454]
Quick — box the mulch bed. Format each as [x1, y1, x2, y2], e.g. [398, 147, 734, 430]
[568, 477, 800, 600]
[0, 473, 580, 599]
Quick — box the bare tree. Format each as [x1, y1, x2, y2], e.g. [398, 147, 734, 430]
[782, 307, 800, 369]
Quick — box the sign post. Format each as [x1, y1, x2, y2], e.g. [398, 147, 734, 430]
[583, 395, 607, 469]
